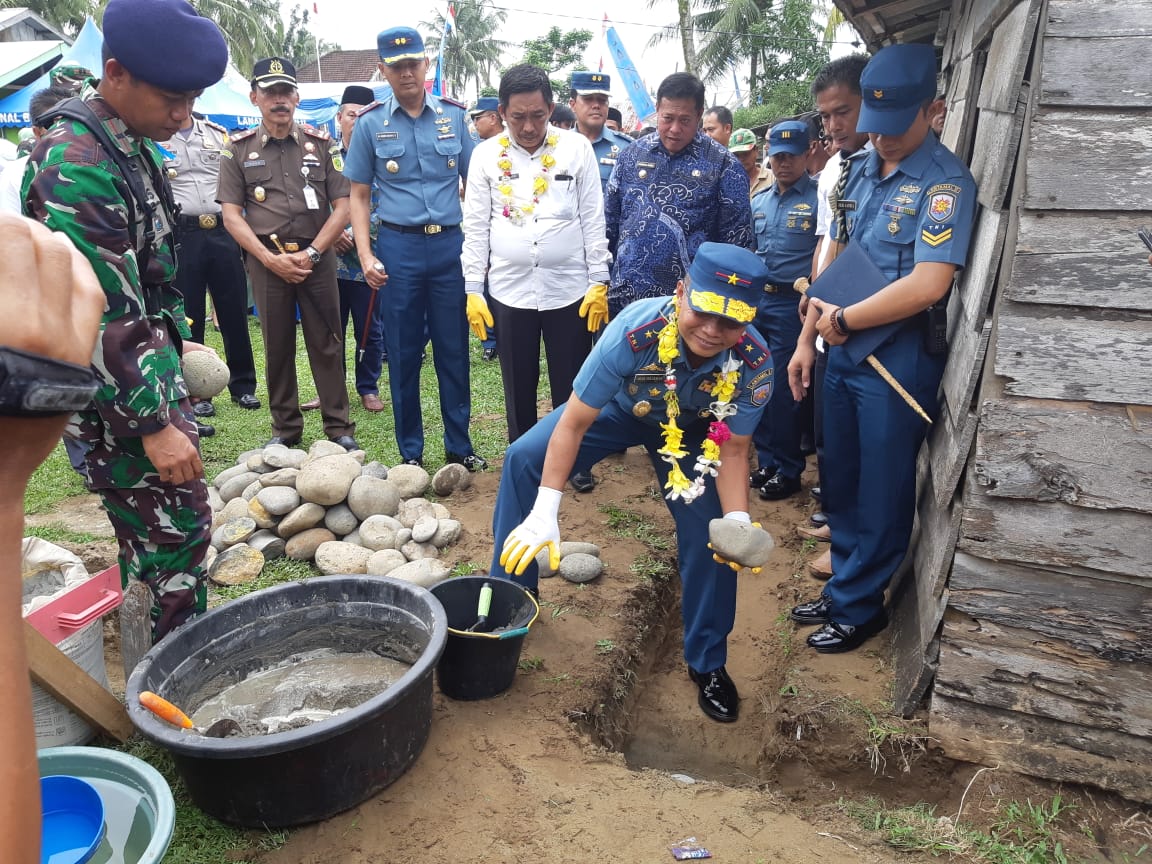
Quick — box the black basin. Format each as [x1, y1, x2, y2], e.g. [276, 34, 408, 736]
[126, 575, 447, 828]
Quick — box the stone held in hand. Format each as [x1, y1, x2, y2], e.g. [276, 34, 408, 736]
[182, 349, 230, 399]
[708, 518, 774, 569]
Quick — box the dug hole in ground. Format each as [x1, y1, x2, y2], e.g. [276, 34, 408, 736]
[34, 448, 1152, 863]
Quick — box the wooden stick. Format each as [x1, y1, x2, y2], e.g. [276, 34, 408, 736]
[268, 233, 287, 254]
[24, 619, 133, 743]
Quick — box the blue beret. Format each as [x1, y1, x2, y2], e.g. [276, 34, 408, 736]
[103, 0, 227, 92]
[377, 27, 425, 64]
[858, 44, 939, 136]
[469, 96, 499, 116]
[571, 71, 611, 95]
[767, 120, 809, 156]
[685, 242, 768, 324]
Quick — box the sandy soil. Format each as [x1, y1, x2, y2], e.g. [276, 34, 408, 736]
[33, 451, 1150, 864]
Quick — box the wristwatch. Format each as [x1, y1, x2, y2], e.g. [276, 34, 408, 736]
[0, 346, 98, 416]
[305, 245, 322, 265]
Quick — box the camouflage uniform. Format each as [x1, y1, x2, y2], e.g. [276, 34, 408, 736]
[22, 80, 211, 642]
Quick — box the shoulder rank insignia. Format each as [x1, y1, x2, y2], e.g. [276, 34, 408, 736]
[438, 94, 467, 110]
[737, 332, 769, 369]
[626, 317, 667, 353]
[301, 124, 331, 141]
[356, 100, 383, 116]
[204, 118, 228, 134]
[229, 127, 257, 142]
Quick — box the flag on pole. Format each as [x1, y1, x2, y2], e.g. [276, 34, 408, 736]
[433, 2, 456, 97]
[310, 2, 322, 83]
[598, 13, 607, 73]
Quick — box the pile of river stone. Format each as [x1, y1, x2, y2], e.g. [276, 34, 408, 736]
[205, 441, 475, 589]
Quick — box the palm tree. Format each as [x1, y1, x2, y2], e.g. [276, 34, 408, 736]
[186, 0, 285, 76]
[423, 0, 511, 100]
[646, 0, 698, 78]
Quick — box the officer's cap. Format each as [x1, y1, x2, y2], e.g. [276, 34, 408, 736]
[378, 27, 426, 64]
[103, 0, 226, 92]
[252, 57, 297, 89]
[767, 120, 809, 156]
[728, 128, 757, 153]
[469, 96, 500, 117]
[571, 71, 611, 96]
[857, 44, 938, 136]
[684, 242, 768, 324]
[340, 85, 375, 107]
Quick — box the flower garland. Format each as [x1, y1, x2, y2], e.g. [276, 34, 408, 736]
[495, 132, 559, 225]
[655, 301, 742, 503]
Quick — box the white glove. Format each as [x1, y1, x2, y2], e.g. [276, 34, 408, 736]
[500, 487, 562, 576]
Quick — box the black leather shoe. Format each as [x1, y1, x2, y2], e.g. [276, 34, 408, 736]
[192, 400, 215, 418]
[749, 465, 773, 489]
[810, 485, 822, 502]
[571, 471, 596, 493]
[807, 612, 888, 654]
[195, 422, 215, 437]
[330, 435, 359, 452]
[800, 432, 816, 456]
[790, 594, 832, 626]
[810, 510, 828, 528]
[758, 472, 802, 501]
[402, 457, 423, 467]
[232, 393, 261, 410]
[266, 435, 301, 448]
[447, 452, 488, 472]
[688, 666, 739, 723]
[482, 347, 498, 361]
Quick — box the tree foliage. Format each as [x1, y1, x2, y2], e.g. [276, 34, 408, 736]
[423, 0, 511, 100]
[519, 26, 592, 99]
[276, 4, 340, 73]
[0, 0, 91, 35]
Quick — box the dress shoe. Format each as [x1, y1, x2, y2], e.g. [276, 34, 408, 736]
[570, 471, 596, 493]
[482, 347, 498, 361]
[301, 398, 321, 411]
[232, 393, 261, 410]
[360, 393, 385, 413]
[266, 435, 301, 448]
[688, 666, 739, 723]
[797, 523, 831, 542]
[402, 458, 423, 467]
[810, 510, 828, 528]
[807, 612, 888, 654]
[195, 422, 215, 437]
[447, 452, 488, 472]
[758, 472, 802, 501]
[800, 432, 816, 456]
[790, 594, 832, 626]
[330, 435, 359, 452]
[749, 465, 773, 489]
[192, 400, 215, 418]
[808, 548, 833, 580]
[811, 485, 822, 502]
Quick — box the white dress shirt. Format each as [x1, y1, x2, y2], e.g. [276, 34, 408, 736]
[462, 125, 610, 310]
[0, 155, 29, 215]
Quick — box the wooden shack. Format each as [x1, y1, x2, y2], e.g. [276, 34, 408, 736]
[831, 0, 1152, 804]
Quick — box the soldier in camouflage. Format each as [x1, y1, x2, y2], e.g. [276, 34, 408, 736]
[21, 0, 229, 641]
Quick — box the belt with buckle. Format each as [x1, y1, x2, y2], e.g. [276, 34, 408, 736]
[379, 221, 458, 235]
[260, 236, 308, 253]
[178, 213, 221, 230]
[763, 282, 796, 294]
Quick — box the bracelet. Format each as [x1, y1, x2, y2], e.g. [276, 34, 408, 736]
[832, 307, 852, 336]
[0, 346, 97, 416]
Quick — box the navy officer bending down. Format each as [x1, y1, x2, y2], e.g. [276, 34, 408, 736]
[491, 242, 775, 723]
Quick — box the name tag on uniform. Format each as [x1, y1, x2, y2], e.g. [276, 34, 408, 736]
[437, 133, 454, 140]
[599, 157, 616, 166]
[243, 159, 266, 168]
[376, 132, 398, 140]
[637, 161, 657, 169]
[303, 185, 319, 210]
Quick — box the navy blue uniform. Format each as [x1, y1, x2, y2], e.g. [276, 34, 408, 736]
[823, 131, 976, 626]
[588, 125, 635, 192]
[343, 91, 477, 462]
[750, 172, 819, 482]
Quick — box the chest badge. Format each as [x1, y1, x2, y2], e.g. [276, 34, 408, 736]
[248, 151, 259, 160]
[888, 216, 901, 235]
[386, 160, 399, 174]
[305, 142, 315, 152]
[166, 167, 177, 179]
[254, 186, 266, 202]
[448, 158, 457, 169]
[632, 400, 651, 418]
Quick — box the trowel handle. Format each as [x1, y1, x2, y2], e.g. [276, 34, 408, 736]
[139, 690, 194, 729]
[476, 582, 493, 619]
[497, 626, 529, 640]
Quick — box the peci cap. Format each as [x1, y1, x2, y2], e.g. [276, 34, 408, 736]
[377, 27, 425, 64]
[607, 106, 622, 125]
[252, 57, 297, 89]
[571, 71, 612, 96]
[103, 0, 227, 92]
[340, 85, 375, 107]
[857, 44, 939, 136]
[728, 128, 757, 153]
[684, 242, 769, 324]
[767, 120, 809, 156]
[469, 96, 499, 117]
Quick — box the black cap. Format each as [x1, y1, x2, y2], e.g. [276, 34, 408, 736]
[340, 85, 375, 106]
[252, 57, 297, 89]
[607, 107, 622, 125]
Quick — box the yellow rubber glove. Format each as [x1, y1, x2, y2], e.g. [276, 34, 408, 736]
[499, 487, 563, 576]
[579, 283, 609, 332]
[466, 293, 494, 341]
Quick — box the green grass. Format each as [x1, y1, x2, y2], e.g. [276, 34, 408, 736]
[594, 638, 616, 655]
[598, 503, 673, 552]
[23, 524, 104, 545]
[211, 557, 316, 603]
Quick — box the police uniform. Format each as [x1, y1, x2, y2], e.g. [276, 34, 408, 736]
[569, 71, 634, 192]
[159, 116, 258, 408]
[217, 57, 355, 446]
[749, 121, 820, 494]
[490, 244, 773, 680]
[343, 27, 480, 466]
[802, 45, 977, 650]
[22, 0, 226, 642]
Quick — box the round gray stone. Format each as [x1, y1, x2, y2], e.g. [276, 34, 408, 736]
[306, 440, 347, 461]
[218, 471, 260, 503]
[248, 529, 285, 560]
[560, 542, 601, 558]
[240, 479, 263, 501]
[347, 476, 401, 520]
[397, 498, 435, 529]
[431, 463, 471, 496]
[358, 515, 399, 552]
[430, 518, 462, 549]
[535, 547, 558, 578]
[296, 454, 363, 506]
[263, 445, 307, 469]
[400, 540, 438, 561]
[430, 502, 451, 520]
[214, 517, 256, 549]
[245, 452, 272, 474]
[387, 464, 430, 499]
[361, 461, 389, 480]
[324, 503, 359, 536]
[258, 467, 300, 488]
[285, 527, 337, 560]
[256, 486, 300, 516]
[213, 462, 251, 489]
[207, 486, 224, 513]
[410, 515, 438, 543]
[558, 552, 603, 584]
[395, 528, 412, 546]
[707, 518, 774, 569]
[365, 548, 408, 577]
[182, 350, 229, 399]
[214, 496, 251, 529]
[314, 541, 372, 575]
[276, 502, 326, 538]
[342, 528, 362, 547]
[385, 558, 451, 589]
[209, 543, 264, 585]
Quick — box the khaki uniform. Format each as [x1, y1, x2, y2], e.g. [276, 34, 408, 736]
[217, 122, 353, 441]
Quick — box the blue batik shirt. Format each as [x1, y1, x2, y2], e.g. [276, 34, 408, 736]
[604, 131, 753, 311]
[751, 172, 820, 287]
[342, 91, 475, 227]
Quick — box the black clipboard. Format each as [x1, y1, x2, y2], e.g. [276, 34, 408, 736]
[806, 241, 901, 365]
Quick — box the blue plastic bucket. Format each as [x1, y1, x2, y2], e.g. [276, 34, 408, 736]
[40, 775, 104, 864]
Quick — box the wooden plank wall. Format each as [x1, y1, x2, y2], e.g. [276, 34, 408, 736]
[930, 0, 1152, 803]
[890, 0, 1041, 715]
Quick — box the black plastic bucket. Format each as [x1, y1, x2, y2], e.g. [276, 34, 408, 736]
[429, 576, 540, 700]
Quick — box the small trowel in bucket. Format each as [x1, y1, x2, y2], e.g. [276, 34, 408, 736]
[139, 690, 241, 738]
[465, 581, 494, 633]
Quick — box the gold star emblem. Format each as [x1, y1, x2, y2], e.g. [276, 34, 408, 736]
[726, 272, 739, 285]
[645, 329, 655, 337]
